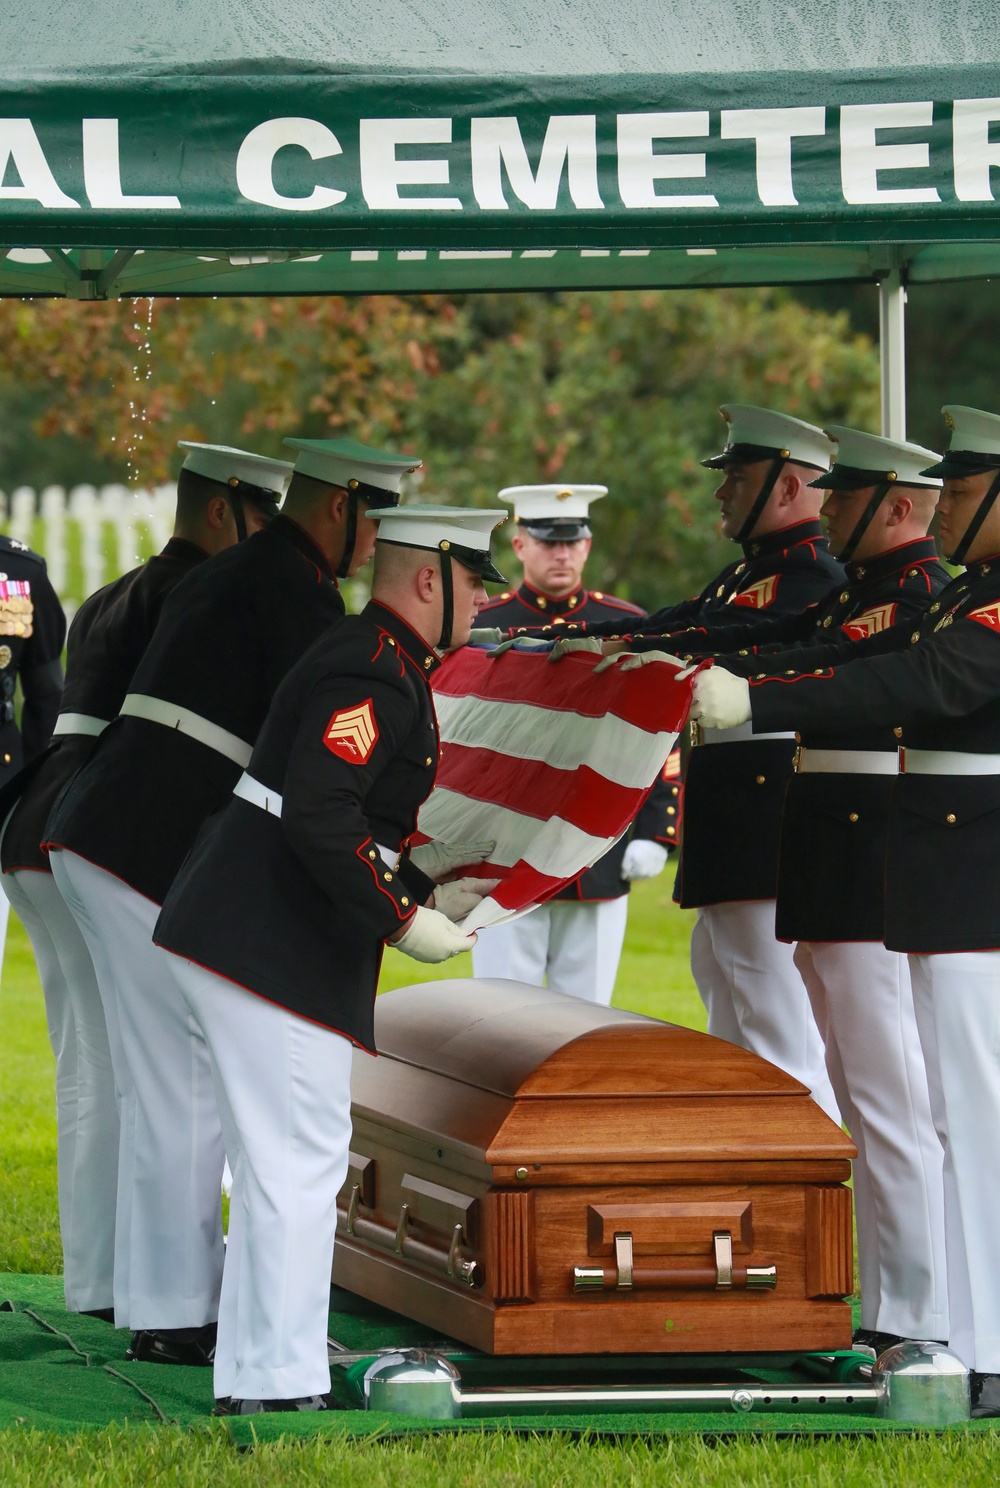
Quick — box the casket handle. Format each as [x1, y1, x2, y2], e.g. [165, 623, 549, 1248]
[573, 1229, 777, 1294]
[337, 1194, 481, 1289]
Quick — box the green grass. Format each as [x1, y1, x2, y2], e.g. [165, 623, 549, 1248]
[4, 884, 1000, 1481]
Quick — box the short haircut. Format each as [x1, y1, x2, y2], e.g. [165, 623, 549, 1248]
[175, 466, 231, 523]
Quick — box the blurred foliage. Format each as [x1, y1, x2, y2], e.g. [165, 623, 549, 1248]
[0, 287, 879, 606]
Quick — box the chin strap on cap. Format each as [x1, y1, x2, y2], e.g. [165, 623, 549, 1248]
[733, 454, 788, 544]
[837, 480, 893, 564]
[226, 476, 283, 542]
[948, 468, 1000, 565]
[438, 541, 455, 650]
[336, 495, 359, 580]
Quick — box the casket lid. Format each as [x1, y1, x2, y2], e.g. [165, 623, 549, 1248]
[374, 980, 804, 1100]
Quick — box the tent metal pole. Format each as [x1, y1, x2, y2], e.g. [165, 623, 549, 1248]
[879, 269, 906, 439]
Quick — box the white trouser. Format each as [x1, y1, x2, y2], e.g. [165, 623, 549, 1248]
[49, 849, 225, 1330]
[909, 950, 1000, 1371]
[0, 875, 10, 986]
[691, 901, 840, 1126]
[4, 867, 117, 1311]
[794, 940, 948, 1340]
[168, 955, 353, 1402]
[471, 897, 629, 1006]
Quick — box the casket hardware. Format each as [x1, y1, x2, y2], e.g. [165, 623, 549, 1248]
[395, 1202, 411, 1255]
[336, 1193, 481, 1289]
[714, 1230, 733, 1289]
[346, 1182, 361, 1237]
[614, 1232, 634, 1290]
[572, 1229, 777, 1294]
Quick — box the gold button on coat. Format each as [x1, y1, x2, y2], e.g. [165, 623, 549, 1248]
[849, 813, 859, 823]
[946, 814, 957, 824]
[756, 775, 766, 785]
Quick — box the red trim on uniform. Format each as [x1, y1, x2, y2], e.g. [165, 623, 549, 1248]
[152, 941, 372, 1050]
[42, 843, 163, 905]
[748, 669, 834, 687]
[356, 837, 417, 921]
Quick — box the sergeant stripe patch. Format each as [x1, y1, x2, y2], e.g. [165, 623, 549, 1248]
[841, 602, 898, 640]
[729, 574, 779, 609]
[324, 699, 378, 764]
[967, 602, 1000, 633]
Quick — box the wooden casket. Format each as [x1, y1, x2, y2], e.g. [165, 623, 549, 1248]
[333, 981, 856, 1356]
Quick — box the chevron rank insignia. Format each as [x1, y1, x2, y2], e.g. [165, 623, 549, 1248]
[967, 601, 1000, 633]
[323, 699, 379, 763]
[841, 602, 898, 640]
[729, 574, 779, 609]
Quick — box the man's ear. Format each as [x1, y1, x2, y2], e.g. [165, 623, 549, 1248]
[885, 493, 914, 528]
[329, 487, 349, 523]
[206, 494, 230, 530]
[510, 531, 527, 560]
[416, 563, 438, 603]
[776, 471, 803, 508]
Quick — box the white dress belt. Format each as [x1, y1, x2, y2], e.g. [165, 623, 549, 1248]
[901, 748, 1000, 776]
[52, 712, 109, 738]
[233, 772, 283, 814]
[796, 747, 899, 776]
[232, 772, 401, 869]
[120, 693, 253, 769]
[699, 721, 795, 745]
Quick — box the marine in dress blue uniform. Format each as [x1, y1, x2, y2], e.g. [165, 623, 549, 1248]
[688, 405, 1000, 1416]
[0, 442, 288, 1318]
[630, 429, 951, 1355]
[471, 484, 675, 1003]
[44, 438, 415, 1361]
[154, 506, 505, 1414]
[556, 409, 844, 1115]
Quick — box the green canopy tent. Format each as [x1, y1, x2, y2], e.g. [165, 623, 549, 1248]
[2, 0, 1000, 431]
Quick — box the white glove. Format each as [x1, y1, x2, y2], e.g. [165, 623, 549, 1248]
[391, 906, 477, 963]
[548, 635, 604, 662]
[468, 627, 504, 646]
[594, 649, 688, 675]
[488, 636, 553, 659]
[432, 876, 501, 922]
[410, 837, 496, 882]
[620, 839, 668, 881]
[690, 667, 751, 729]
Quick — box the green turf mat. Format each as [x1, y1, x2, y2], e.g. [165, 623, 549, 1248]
[3, 1274, 996, 1441]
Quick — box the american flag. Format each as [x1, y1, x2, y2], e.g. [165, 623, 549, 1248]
[418, 648, 694, 933]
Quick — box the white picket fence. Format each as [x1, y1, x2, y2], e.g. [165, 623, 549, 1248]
[0, 485, 373, 620]
[2, 485, 182, 621]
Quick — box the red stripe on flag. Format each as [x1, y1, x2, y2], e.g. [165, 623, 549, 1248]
[437, 743, 645, 837]
[490, 861, 569, 911]
[434, 649, 692, 735]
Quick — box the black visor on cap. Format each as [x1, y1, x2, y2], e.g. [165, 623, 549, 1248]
[448, 542, 507, 585]
[809, 465, 904, 491]
[702, 441, 791, 471]
[345, 477, 402, 509]
[920, 449, 1000, 479]
[518, 517, 591, 541]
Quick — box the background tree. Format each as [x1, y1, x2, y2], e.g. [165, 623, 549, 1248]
[0, 287, 880, 605]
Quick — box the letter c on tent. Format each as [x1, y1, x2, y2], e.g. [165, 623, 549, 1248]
[237, 118, 347, 211]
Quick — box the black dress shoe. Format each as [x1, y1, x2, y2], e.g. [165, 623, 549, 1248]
[971, 1371, 1000, 1417]
[80, 1307, 116, 1324]
[225, 1394, 341, 1415]
[126, 1322, 217, 1366]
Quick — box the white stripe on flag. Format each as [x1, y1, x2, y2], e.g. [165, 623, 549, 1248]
[433, 691, 673, 790]
[417, 787, 615, 875]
